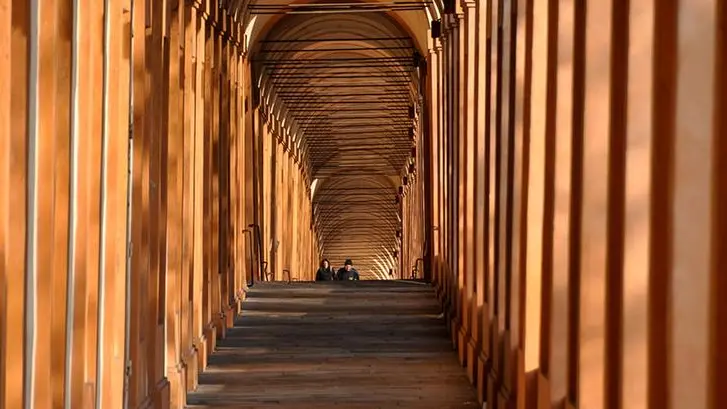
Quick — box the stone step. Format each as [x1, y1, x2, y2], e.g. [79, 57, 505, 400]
[186, 281, 478, 409]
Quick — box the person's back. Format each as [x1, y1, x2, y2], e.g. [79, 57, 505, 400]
[337, 259, 359, 281]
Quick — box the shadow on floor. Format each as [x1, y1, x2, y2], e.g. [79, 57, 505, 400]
[186, 281, 479, 409]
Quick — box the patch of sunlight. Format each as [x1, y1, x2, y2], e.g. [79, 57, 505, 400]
[198, 384, 226, 393]
[225, 347, 275, 355]
[249, 298, 331, 305]
[310, 178, 319, 198]
[265, 312, 308, 318]
[243, 15, 257, 51]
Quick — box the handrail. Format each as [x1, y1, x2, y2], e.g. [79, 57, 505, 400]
[242, 229, 255, 288]
[248, 223, 266, 283]
[282, 269, 291, 283]
[415, 257, 424, 279]
[411, 258, 425, 279]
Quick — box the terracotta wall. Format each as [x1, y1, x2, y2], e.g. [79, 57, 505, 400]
[0, 1, 317, 408]
[428, 0, 726, 408]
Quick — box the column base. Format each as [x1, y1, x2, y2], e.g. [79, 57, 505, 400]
[204, 324, 217, 356]
[183, 345, 199, 392]
[167, 363, 185, 409]
[450, 318, 460, 347]
[497, 393, 509, 408]
[197, 333, 209, 371]
[138, 378, 170, 409]
[476, 353, 487, 404]
[236, 290, 246, 315]
[486, 370, 497, 409]
[434, 282, 444, 304]
[214, 313, 227, 339]
[466, 338, 479, 384]
[525, 369, 551, 409]
[457, 327, 468, 366]
[225, 311, 233, 330]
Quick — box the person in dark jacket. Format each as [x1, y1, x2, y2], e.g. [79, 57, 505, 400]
[337, 259, 360, 281]
[315, 259, 335, 281]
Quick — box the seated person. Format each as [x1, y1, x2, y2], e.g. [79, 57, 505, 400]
[315, 258, 335, 281]
[337, 259, 360, 281]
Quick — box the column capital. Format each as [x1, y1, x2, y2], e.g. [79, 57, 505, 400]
[444, 13, 460, 27]
[442, 16, 451, 32]
[440, 23, 450, 44]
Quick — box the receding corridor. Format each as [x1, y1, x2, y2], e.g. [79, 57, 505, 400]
[187, 281, 478, 409]
[2, 0, 727, 409]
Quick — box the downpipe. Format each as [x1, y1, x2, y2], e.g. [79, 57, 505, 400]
[64, 0, 81, 405]
[94, 0, 112, 405]
[25, 1, 40, 406]
[122, 0, 135, 407]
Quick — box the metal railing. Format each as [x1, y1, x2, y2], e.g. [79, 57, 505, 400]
[242, 228, 256, 288]
[411, 258, 425, 279]
[263, 261, 273, 281]
[248, 224, 267, 284]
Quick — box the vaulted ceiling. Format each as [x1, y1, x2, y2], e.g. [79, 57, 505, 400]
[232, 0, 437, 278]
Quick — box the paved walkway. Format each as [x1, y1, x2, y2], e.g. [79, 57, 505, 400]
[186, 281, 479, 409]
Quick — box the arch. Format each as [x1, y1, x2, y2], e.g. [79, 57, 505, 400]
[252, 14, 422, 179]
[313, 177, 401, 254]
[240, 0, 435, 57]
[248, 4, 426, 280]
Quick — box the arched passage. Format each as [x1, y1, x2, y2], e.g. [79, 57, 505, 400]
[249, 6, 430, 280]
[3, 1, 726, 409]
[313, 175, 400, 278]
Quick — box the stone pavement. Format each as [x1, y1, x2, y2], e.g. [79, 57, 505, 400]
[186, 281, 479, 409]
